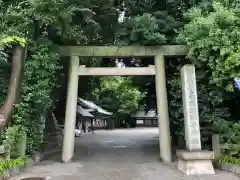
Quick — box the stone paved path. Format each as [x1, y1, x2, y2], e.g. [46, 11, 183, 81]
[11, 128, 239, 180]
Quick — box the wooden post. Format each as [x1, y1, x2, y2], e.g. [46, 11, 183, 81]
[18, 131, 27, 157]
[212, 134, 221, 158]
[62, 56, 79, 163]
[155, 54, 172, 163]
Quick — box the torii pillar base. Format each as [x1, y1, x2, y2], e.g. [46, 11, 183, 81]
[177, 150, 215, 175]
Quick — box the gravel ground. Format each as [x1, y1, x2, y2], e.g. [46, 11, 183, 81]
[10, 128, 240, 180]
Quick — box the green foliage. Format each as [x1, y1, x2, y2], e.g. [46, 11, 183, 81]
[3, 125, 27, 158]
[119, 0, 200, 44]
[0, 156, 29, 175]
[117, 13, 167, 45]
[0, 36, 26, 46]
[4, 125, 23, 146]
[177, 2, 240, 150]
[178, 3, 240, 92]
[166, 59, 230, 143]
[123, 0, 157, 16]
[0, 59, 10, 104]
[0, 0, 100, 44]
[216, 0, 240, 8]
[0, 34, 25, 67]
[0, 35, 26, 157]
[213, 120, 240, 157]
[12, 38, 62, 153]
[93, 76, 143, 116]
[1, 36, 62, 154]
[0, 46, 8, 63]
[0, 0, 119, 154]
[216, 155, 240, 165]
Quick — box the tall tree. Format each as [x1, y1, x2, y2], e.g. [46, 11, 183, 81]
[93, 76, 143, 116]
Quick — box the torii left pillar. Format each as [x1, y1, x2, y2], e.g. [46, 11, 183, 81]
[62, 56, 79, 163]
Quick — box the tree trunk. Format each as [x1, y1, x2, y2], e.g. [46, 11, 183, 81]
[0, 45, 26, 128]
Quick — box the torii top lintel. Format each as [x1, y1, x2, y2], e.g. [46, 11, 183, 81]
[59, 45, 187, 57]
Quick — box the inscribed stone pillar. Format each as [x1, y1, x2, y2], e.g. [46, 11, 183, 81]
[181, 65, 201, 151]
[154, 54, 172, 163]
[177, 64, 215, 175]
[62, 56, 79, 163]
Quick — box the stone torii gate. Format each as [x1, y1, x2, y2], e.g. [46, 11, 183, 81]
[59, 45, 187, 163]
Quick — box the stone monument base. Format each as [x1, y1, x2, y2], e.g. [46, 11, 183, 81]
[176, 150, 215, 175]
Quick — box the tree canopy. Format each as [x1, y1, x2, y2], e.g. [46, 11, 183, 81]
[93, 76, 143, 115]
